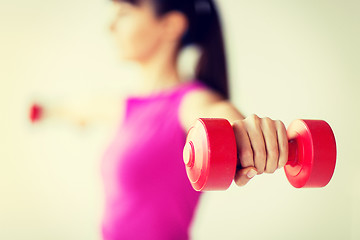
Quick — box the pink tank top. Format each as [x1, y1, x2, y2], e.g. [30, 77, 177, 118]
[100, 80, 208, 240]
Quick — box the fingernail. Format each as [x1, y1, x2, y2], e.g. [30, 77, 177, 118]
[247, 169, 257, 179]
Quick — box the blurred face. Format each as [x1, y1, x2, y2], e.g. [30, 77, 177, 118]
[109, 1, 165, 62]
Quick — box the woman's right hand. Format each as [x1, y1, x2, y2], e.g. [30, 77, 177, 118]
[232, 114, 289, 187]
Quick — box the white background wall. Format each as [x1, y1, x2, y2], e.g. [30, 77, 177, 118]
[1, 0, 359, 239]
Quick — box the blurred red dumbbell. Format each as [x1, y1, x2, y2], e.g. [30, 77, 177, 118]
[29, 103, 43, 123]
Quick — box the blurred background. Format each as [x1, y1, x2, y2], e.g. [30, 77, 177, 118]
[1, 0, 359, 239]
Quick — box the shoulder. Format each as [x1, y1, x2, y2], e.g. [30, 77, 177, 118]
[179, 83, 225, 131]
[180, 85, 224, 110]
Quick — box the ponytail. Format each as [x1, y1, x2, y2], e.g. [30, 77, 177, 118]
[181, 0, 229, 99]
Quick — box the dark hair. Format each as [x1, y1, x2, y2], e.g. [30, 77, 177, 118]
[114, 0, 229, 99]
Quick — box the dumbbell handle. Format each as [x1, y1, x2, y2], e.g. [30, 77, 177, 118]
[185, 140, 297, 168]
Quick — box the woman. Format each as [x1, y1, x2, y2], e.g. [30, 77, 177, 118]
[32, 0, 288, 239]
[101, 0, 288, 239]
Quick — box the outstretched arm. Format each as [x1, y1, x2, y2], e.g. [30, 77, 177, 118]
[179, 88, 288, 187]
[29, 93, 125, 128]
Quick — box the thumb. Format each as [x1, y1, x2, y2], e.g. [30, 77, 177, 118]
[234, 167, 257, 187]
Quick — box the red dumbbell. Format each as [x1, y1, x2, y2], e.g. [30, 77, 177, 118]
[183, 118, 337, 191]
[29, 103, 43, 123]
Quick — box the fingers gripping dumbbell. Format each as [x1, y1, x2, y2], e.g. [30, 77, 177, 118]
[183, 118, 337, 191]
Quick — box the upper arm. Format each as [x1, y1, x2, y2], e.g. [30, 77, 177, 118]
[179, 88, 245, 132]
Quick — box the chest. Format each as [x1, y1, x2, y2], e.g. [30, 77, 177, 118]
[102, 99, 187, 193]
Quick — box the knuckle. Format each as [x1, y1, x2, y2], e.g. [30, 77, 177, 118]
[250, 113, 259, 120]
[233, 120, 245, 131]
[261, 118, 276, 133]
[275, 120, 286, 129]
[233, 119, 243, 127]
[247, 114, 260, 124]
[262, 117, 273, 125]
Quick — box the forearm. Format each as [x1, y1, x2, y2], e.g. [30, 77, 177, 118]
[48, 98, 91, 127]
[33, 94, 122, 127]
[203, 100, 245, 124]
[33, 97, 89, 127]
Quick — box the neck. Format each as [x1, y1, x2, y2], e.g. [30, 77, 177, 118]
[136, 48, 183, 95]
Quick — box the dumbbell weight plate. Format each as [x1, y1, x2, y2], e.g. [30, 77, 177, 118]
[285, 119, 337, 188]
[183, 118, 237, 191]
